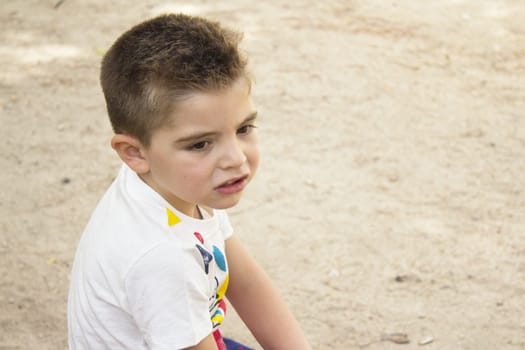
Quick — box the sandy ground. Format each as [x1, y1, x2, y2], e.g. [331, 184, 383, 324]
[1, 0, 525, 349]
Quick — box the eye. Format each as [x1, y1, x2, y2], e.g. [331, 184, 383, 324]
[237, 124, 257, 135]
[189, 140, 211, 151]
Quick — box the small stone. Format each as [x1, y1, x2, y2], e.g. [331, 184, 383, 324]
[388, 174, 399, 182]
[328, 268, 340, 277]
[395, 275, 407, 282]
[418, 336, 434, 345]
[381, 332, 410, 344]
[304, 179, 317, 188]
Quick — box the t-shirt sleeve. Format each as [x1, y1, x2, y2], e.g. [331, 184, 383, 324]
[216, 210, 234, 240]
[125, 242, 212, 349]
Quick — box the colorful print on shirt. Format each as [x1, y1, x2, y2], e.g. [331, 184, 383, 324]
[194, 237, 229, 329]
[166, 208, 229, 329]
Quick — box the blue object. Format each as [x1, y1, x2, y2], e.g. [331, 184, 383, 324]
[223, 337, 255, 350]
[213, 245, 227, 271]
[195, 244, 213, 274]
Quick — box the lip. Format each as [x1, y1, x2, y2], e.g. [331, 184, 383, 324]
[215, 175, 249, 194]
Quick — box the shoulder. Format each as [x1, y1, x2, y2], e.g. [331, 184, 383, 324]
[123, 241, 212, 311]
[212, 209, 234, 239]
[125, 239, 207, 283]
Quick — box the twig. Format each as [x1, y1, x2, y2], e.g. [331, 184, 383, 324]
[54, 0, 66, 9]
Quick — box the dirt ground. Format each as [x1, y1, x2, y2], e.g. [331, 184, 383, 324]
[1, 0, 524, 349]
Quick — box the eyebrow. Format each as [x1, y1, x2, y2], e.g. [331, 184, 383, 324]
[242, 111, 258, 125]
[175, 111, 258, 144]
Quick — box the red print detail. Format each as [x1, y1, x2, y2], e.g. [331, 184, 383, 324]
[193, 232, 204, 244]
[218, 299, 227, 313]
[213, 330, 226, 350]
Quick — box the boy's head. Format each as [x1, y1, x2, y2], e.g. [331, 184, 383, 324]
[100, 13, 249, 147]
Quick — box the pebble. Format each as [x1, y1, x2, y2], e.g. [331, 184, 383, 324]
[381, 332, 410, 344]
[418, 336, 434, 345]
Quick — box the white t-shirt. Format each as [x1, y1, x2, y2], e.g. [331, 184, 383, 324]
[68, 164, 233, 349]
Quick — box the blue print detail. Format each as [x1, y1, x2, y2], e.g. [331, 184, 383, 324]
[196, 244, 213, 274]
[213, 245, 226, 272]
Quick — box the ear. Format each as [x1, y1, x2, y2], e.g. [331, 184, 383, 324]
[111, 134, 150, 174]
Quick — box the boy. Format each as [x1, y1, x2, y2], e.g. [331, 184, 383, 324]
[67, 13, 312, 350]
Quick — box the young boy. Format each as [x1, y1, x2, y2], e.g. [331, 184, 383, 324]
[67, 13, 312, 350]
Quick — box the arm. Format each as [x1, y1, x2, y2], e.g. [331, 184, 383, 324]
[225, 236, 312, 350]
[182, 334, 218, 350]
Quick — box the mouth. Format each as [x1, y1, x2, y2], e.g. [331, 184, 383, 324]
[215, 175, 249, 194]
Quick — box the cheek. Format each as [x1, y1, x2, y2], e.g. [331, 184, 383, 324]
[248, 144, 260, 170]
[180, 158, 214, 180]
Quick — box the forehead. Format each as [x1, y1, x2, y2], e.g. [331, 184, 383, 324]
[166, 78, 254, 126]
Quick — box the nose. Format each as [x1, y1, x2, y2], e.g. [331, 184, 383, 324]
[219, 139, 247, 169]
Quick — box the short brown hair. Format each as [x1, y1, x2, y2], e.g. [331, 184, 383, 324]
[100, 14, 248, 146]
